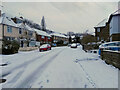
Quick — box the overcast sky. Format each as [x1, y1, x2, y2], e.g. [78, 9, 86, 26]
[2, 2, 118, 34]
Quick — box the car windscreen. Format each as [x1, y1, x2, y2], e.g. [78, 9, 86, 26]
[40, 44, 48, 48]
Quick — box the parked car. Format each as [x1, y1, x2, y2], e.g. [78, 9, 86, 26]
[99, 41, 120, 55]
[71, 43, 77, 48]
[52, 43, 57, 47]
[76, 43, 80, 46]
[39, 44, 51, 52]
[68, 44, 71, 47]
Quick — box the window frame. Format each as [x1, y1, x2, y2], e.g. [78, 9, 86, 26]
[7, 26, 12, 33]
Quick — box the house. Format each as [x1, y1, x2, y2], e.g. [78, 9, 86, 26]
[24, 24, 36, 47]
[0, 12, 20, 41]
[50, 32, 68, 44]
[108, 9, 120, 41]
[16, 23, 36, 47]
[94, 18, 109, 42]
[0, 11, 36, 48]
[35, 29, 52, 45]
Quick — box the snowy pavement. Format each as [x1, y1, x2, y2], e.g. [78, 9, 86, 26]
[0, 45, 118, 88]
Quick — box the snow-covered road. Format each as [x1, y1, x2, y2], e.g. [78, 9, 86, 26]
[0, 45, 118, 88]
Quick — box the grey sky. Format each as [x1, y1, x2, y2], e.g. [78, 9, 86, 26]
[2, 2, 118, 34]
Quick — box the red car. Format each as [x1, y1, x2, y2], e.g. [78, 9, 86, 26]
[39, 44, 51, 52]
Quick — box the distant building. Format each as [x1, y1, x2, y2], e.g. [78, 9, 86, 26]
[50, 32, 68, 44]
[35, 29, 52, 45]
[108, 9, 120, 41]
[94, 19, 109, 42]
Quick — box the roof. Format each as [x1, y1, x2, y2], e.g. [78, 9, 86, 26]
[94, 18, 108, 28]
[16, 23, 35, 32]
[25, 24, 34, 32]
[50, 32, 67, 38]
[108, 9, 120, 23]
[16, 23, 25, 29]
[112, 9, 120, 15]
[0, 13, 17, 27]
[34, 29, 51, 37]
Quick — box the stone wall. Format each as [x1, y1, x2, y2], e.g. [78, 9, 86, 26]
[101, 50, 120, 69]
[19, 47, 38, 51]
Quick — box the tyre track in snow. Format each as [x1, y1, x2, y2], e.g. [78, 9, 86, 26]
[13, 48, 64, 88]
[78, 62, 97, 88]
[1, 48, 61, 78]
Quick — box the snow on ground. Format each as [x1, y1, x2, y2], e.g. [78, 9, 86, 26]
[0, 46, 118, 88]
[31, 46, 118, 88]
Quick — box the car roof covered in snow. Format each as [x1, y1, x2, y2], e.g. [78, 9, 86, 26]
[34, 29, 51, 37]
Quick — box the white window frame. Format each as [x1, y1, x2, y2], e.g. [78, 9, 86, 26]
[7, 26, 12, 33]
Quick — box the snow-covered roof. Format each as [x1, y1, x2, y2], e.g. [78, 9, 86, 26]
[34, 29, 51, 37]
[25, 24, 34, 32]
[0, 13, 17, 27]
[94, 18, 108, 28]
[16, 23, 25, 29]
[112, 9, 120, 15]
[108, 9, 120, 23]
[50, 32, 67, 38]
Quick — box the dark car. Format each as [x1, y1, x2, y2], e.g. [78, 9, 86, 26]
[39, 44, 51, 52]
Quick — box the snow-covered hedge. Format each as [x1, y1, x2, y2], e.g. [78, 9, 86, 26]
[2, 40, 20, 54]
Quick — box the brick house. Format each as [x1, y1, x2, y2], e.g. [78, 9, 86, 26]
[50, 32, 68, 44]
[108, 9, 120, 41]
[35, 29, 52, 45]
[94, 19, 109, 42]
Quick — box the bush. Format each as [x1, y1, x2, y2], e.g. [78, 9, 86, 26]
[2, 39, 20, 54]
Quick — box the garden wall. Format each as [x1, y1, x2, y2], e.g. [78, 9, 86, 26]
[101, 50, 120, 69]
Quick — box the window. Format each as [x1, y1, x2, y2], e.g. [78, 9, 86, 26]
[97, 37, 99, 40]
[117, 42, 120, 46]
[97, 28, 100, 32]
[41, 36, 44, 39]
[19, 28, 22, 34]
[48, 37, 50, 39]
[7, 26, 12, 33]
[28, 31, 33, 36]
[101, 37, 103, 40]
